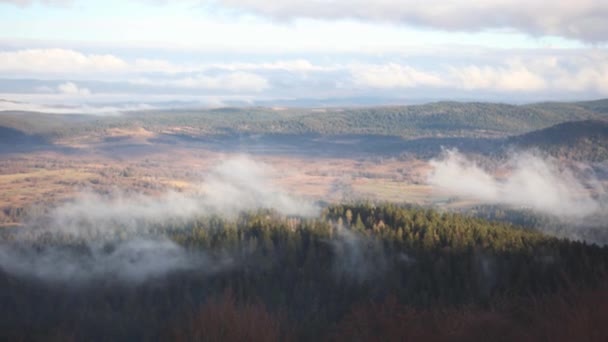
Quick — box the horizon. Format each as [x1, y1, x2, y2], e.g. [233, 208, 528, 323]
[0, 0, 607, 112]
[1, 94, 608, 116]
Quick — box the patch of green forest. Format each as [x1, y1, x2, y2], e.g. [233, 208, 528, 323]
[1, 204, 607, 340]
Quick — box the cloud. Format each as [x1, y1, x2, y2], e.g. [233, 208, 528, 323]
[1, 48, 607, 99]
[552, 54, 608, 94]
[132, 72, 269, 92]
[347, 54, 608, 94]
[0, 0, 69, 6]
[448, 62, 547, 92]
[131, 58, 330, 75]
[133, 58, 188, 73]
[211, 0, 608, 42]
[211, 59, 334, 72]
[169, 72, 269, 92]
[428, 150, 606, 218]
[447, 54, 608, 95]
[348, 61, 545, 92]
[0, 49, 128, 74]
[0, 48, 329, 86]
[351, 63, 445, 88]
[57, 82, 91, 95]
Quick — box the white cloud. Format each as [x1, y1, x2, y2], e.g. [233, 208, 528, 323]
[57, 82, 91, 96]
[212, 0, 608, 42]
[133, 72, 269, 92]
[347, 54, 608, 95]
[132, 58, 332, 74]
[0, 0, 69, 6]
[552, 55, 608, 94]
[351, 63, 445, 88]
[212, 59, 333, 72]
[134, 58, 187, 73]
[448, 62, 547, 92]
[1, 47, 607, 98]
[0, 49, 329, 77]
[0, 49, 128, 74]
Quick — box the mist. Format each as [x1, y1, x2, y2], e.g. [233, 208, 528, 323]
[202, 156, 318, 217]
[0, 238, 218, 284]
[0, 156, 318, 285]
[0, 98, 155, 115]
[428, 149, 607, 219]
[330, 225, 388, 283]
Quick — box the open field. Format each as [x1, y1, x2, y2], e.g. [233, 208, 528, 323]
[0, 139, 446, 227]
[3, 115, 489, 228]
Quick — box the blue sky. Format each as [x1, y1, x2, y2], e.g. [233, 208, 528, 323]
[0, 0, 606, 111]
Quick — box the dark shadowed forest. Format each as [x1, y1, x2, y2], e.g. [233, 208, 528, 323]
[1, 204, 607, 341]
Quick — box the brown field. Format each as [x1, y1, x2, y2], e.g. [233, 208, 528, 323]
[0, 131, 473, 227]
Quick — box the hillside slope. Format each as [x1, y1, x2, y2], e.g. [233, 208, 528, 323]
[507, 119, 608, 161]
[1, 99, 606, 141]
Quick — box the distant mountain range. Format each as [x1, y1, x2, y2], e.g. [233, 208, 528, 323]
[1, 98, 607, 161]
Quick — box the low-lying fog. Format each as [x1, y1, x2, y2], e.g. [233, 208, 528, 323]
[0, 157, 318, 285]
[429, 149, 607, 219]
[1, 152, 606, 285]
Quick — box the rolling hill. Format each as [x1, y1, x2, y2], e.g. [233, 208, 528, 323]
[1, 99, 606, 142]
[507, 119, 608, 161]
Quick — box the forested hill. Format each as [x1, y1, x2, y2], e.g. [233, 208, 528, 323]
[507, 119, 608, 161]
[1, 99, 607, 140]
[575, 98, 608, 114]
[1, 204, 608, 340]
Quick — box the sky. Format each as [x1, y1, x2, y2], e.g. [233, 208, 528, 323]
[0, 0, 607, 110]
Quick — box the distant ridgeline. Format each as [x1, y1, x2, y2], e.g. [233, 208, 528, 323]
[469, 204, 608, 246]
[1, 99, 608, 161]
[506, 119, 608, 162]
[0, 98, 607, 139]
[0, 204, 607, 340]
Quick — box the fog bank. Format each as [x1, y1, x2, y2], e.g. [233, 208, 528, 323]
[0, 157, 317, 284]
[428, 150, 606, 218]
